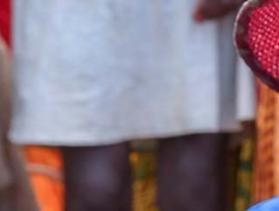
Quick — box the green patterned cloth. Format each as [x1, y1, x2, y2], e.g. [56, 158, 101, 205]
[234, 124, 255, 211]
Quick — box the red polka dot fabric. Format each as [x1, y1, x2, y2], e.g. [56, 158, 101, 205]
[235, 0, 279, 91]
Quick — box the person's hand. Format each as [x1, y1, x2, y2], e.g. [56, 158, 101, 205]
[193, 0, 241, 22]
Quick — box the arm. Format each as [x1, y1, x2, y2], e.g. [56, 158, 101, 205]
[193, 0, 243, 22]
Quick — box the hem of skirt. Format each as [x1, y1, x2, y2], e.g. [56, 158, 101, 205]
[9, 126, 241, 147]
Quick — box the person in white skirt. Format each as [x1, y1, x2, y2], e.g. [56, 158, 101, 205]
[11, 0, 249, 211]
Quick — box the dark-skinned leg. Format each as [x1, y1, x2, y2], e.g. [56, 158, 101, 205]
[62, 143, 131, 211]
[158, 134, 227, 211]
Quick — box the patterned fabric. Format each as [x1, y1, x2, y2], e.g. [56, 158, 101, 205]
[234, 124, 255, 211]
[235, 0, 279, 206]
[23, 147, 65, 211]
[252, 82, 279, 203]
[130, 151, 158, 211]
[24, 145, 159, 211]
[235, 0, 279, 92]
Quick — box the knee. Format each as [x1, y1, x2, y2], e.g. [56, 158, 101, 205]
[67, 162, 130, 209]
[158, 153, 223, 210]
[76, 172, 126, 207]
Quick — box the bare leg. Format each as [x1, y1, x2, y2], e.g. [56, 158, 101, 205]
[158, 134, 227, 211]
[62, 143, 131, 211]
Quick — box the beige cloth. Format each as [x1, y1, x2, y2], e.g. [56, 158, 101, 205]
[0, 37, 39, 211]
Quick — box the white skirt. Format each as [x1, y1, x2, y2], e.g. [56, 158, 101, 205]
[10, 0, 255, 146]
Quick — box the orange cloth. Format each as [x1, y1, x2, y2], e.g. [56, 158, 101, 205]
[23, 147, 158, 211]
[253, 82, 279, 202]
[23, 147, 64, 211]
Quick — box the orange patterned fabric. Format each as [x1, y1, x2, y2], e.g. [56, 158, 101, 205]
[23, 147, 158, 211]
[253, 81, 279, 202]
[23, 147, 64, 211]
[130, 152, 158, 211]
